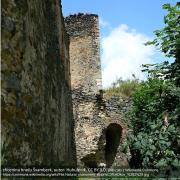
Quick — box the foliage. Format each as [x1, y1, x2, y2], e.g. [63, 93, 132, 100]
[145, 2, 180, 85]
[126, 78, 180, 172]
[105, 77, 141, 97]
[124, 4, 180, 173]
[145, 3, 180, 58]
[141, 61, 170, 79]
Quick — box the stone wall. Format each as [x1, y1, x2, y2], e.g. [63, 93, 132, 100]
[65, 13, 131, 168]
[65, 13, 102, 94]
[71, 90, 131, 167]
[104, 94, 132, 116]
[1, 0, 76, 167]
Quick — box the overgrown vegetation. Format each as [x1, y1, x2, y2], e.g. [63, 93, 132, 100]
[127, 79, 180, 168]
[105, 76, 141, 97]
[144, 2, 180, 85]
[121, 2, 180, 177]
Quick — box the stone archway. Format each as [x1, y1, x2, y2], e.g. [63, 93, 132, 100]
[81, 123, 123, 168]
[105, 123, 122, 167]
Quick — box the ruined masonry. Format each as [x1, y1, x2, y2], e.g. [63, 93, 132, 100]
[65, 13, 131, 168]
[65, 13, 102, 94]
[1, 0, 76, 167]
[2, 0, 131, 169]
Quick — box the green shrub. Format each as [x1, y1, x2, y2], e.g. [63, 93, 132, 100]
[126, 78, 180, 171]
[123, 3, 180, 176]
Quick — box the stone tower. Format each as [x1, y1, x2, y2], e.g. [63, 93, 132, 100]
[65, 14, 129, 168]
[65, 13, 102, 94]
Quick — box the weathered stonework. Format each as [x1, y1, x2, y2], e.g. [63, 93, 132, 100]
[1, 0, 76, 167]
[72, 91, 131, 167]
[65, 13, 102, 94]
[65, 13, 131, 168]
[2, 0, 131, 170]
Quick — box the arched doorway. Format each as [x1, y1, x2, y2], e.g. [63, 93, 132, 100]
[81, 123, 122, 168]
[105, 123, 122, 167]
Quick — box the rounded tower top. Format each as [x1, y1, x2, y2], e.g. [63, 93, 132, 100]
[65, 13, 99, 37]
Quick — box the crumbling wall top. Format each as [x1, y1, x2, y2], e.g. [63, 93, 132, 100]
[65, 13, 99, 37]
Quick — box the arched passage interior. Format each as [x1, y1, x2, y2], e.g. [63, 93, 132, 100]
[81, 123, 122, 168]
[105, 123, 122, 167]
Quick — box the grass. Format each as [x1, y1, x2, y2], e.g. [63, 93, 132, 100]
[104, 78, 141, 97]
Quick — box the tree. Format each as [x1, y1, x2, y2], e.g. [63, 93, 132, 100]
[145, 3, 180, 85]
[127, 79, 180, 170]
[123, 3, 180, 177]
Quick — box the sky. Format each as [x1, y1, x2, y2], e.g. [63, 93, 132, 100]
[62, 0, 177, 87]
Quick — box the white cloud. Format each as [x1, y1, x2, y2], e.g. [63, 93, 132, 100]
[101, 24, 156, 88]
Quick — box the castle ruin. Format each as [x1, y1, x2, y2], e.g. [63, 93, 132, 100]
[1, 0, 76, 167]
[2, 0, 130, 172]
[65, 13, 102, 94]
[65, 13, 130, 168]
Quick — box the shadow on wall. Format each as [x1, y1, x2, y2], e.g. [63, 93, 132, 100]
[81, 123, 122, 168]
